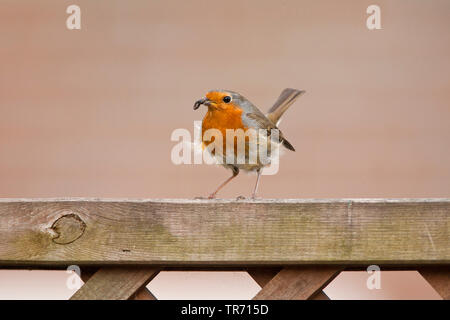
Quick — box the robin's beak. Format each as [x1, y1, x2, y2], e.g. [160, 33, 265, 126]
[193, 97, 211, 110]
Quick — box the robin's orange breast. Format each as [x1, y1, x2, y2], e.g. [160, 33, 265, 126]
[201, 105, 249, 157]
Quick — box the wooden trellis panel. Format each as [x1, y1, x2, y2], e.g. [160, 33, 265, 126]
[0, 198, 448, 300]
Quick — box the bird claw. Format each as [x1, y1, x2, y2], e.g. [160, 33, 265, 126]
[236, 195, 262, 201]
[194, 194, 216, 200]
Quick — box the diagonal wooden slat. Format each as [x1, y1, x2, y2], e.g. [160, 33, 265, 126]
[419, 267, 450, 300]
[247, 268, 281, 288]
[79, 267, 97, 283]
[130, 287, 158, 300]
[71, 267, 159, 300]
[309, 290, 331, 300]
[253, 267, 341, 300]
[248, 267, 332, 299]
[80, 267, 157, 300]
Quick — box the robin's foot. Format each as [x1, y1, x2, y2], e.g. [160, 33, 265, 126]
[251, 194, 263, 200]
[193, 194, 216, 200]
[236, 195, 262, 200]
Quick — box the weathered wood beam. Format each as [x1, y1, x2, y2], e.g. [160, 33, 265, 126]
[0, 199, 448, 266]
[70, 267, 159, 300]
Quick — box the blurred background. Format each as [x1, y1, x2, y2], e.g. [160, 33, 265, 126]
[0, 0, 448, 299]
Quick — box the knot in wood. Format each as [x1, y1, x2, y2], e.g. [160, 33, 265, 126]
[50, 213, 86, 244]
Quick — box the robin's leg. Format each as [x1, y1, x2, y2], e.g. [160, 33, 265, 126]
[251, 168, 262, 199]
[236, 168, 262, 200]
[207, 166, 239, 199]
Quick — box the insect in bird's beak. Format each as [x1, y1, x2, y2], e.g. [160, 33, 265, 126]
[193, 97, 210, 110]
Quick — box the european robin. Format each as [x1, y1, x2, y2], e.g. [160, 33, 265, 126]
[193, 88, 304, 199]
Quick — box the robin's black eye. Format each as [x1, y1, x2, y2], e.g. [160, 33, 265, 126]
[223, 96, 232, 103]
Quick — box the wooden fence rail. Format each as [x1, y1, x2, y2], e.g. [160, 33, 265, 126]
[0, 198, 448, 300]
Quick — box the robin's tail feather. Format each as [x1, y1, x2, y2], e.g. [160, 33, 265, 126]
[266, 88, 305, 125]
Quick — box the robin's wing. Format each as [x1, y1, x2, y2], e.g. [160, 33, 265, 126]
[266, 88, 305, 125]
[245, 112, 295, 151]
[245, 111, 276, 130]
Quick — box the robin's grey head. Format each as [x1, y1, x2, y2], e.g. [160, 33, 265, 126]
[193, 90, 251, 111]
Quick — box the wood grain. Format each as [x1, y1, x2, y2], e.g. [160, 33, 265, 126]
[70, 267, 159, 300]
[253, 267, 341, 300]
[0, 199, 448, 265]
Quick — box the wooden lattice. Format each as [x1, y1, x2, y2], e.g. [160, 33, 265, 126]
[0, 199, 448, 300]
